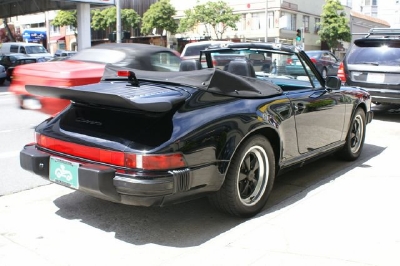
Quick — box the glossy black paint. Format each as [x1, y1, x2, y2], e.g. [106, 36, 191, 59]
[21, 42, 373, 208]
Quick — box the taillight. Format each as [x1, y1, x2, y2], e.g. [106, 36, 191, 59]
[212, 59, 217, 66]
[337, 62, 346, 83]
[286, 58, 293, 65]
[310, 58, 317, 64]
[35, 133, 186, 170]
[117, 70, 130, 77]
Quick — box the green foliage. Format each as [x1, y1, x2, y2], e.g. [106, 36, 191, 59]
[52, 10, 77, 36]
[52, 10, 77, 28]
[141, 0, 178, 35]
[319, 0, 351, 51]
[178, 0, 241, 39]
[91, 7, 141, 31]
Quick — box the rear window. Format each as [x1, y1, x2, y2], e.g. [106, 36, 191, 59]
[347, 39, 400, 66]
[182, 44, 211, 57]
[70, 48, 126, 64]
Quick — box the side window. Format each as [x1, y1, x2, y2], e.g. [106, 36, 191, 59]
[10, 45, 19, 53]
[20, 46, 26, 54]
[150, 52, 181, 71]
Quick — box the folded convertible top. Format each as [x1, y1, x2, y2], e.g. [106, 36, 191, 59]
[25, 65, 283, 112]
[102, 64, 283, 98]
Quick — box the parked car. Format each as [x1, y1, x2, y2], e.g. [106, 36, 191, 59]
[0, 64, 6, 85]
[54, 49, 77, 57]
[20, 42, 373, 218]
[180, 40, 232, 60]
[338, 28, 400, 105]
[306, 50, 341, 78]
[6, 57, 46, 82]
[9, 43, 181, 114]
[285, 50, 340, 78]
[0, 53, 27, 69]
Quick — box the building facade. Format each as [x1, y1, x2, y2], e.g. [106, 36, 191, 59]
[2, 0, 392, 56]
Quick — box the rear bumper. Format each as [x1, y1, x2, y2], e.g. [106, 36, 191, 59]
[20, 145, 219, 207]
[362, 88, 400, 104]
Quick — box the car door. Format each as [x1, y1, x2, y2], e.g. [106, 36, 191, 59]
[288, 56, 346, 154]
[326, 52, 340, 76]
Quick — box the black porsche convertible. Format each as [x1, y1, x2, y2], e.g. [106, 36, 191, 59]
[20, 42, 373, 217]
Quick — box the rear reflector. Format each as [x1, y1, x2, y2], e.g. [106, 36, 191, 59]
[35, 133, 186, 170]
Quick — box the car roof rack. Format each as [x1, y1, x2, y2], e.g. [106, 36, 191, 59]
[364, 28, 400, 38]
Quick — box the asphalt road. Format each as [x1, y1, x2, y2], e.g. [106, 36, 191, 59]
[1, 86, 400, 265]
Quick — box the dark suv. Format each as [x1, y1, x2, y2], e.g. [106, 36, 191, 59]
[338, 28, 400, 104]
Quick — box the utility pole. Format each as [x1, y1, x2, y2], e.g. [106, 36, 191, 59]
[116, 0, 121, 43]
[265, 0, 268, 42]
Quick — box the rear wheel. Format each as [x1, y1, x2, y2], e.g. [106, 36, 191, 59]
[0, 78, 5, 85]
[209, 135, 275, 217]
[336, 108, 366, 161]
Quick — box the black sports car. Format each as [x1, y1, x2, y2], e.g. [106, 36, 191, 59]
[20, 42, 373, 217]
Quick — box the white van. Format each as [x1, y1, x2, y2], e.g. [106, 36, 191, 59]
[0, 42, 53, 60]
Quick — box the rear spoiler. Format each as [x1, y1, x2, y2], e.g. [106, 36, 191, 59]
[25, 82, 189, 113]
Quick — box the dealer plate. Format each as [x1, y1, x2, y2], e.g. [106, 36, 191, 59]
[49, 157, 79, 189]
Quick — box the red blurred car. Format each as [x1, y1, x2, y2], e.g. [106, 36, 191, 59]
[9, 43, 181, 115]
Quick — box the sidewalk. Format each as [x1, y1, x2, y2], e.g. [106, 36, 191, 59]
[1, 120, 400, 266]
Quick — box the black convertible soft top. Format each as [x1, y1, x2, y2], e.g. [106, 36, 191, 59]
[102, 64, 283, 98]
[25, 65, 283, 113]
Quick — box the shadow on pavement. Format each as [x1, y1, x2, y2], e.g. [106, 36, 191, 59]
[53, 143, 385, 247]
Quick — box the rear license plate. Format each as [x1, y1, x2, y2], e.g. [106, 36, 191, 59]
[49, 157, 79, 189]
[367, 73, 385, 83]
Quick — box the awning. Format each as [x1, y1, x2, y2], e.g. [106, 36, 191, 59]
[50, 36, 66, 43]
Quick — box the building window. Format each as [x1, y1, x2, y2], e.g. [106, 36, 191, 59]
[282, 12, 297, 31]
[251, 13, 261, 30]
[66, 25, 76, 35]
[314, 18, 320, 34]
[50, 24, 60, 35]
[303, 16, 310, 33]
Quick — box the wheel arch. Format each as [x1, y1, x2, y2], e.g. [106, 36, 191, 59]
[221, 126, 281, 176]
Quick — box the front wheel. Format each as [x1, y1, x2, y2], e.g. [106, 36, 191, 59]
[209, 135, 276, 217]
[336, 108, 366, 161]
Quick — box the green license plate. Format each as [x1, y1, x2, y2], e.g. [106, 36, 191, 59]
[49, 157, 79, 189]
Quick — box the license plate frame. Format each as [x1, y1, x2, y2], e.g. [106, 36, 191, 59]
[49, 157, 80, 189]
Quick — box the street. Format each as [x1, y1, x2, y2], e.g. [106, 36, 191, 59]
[1, 87, 400, 265]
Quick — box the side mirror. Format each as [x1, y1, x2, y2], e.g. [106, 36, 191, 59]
[325, 76, 341, 90]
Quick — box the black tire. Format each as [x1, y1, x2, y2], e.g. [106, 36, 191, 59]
[209, 135, 275, 217]
[0, 78, 5, 85]
[336, 108, 366, 161]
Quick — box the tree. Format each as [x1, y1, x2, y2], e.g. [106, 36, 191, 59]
[141, 0, 178, 36]
[52, 10, 77, 37]
[91, 7, 141, 32]
[178, 0, 241, 40]
[319, 0, 351, 51]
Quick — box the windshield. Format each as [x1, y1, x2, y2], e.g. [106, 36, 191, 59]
[25, 46, 48, 54]
[201, 48, 322, 88]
